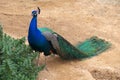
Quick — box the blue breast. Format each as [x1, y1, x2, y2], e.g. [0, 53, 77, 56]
[28, 16, 51, 56]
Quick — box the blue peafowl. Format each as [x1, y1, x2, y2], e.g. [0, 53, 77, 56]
[28, 7, 111, 65]
[28, 8, 57, 56]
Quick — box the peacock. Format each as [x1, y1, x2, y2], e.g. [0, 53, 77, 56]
[28, 7, 111, 64]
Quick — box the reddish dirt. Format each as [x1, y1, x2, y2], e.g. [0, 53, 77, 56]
[0, 0, 120, 80]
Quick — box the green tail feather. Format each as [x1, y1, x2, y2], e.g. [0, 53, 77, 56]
[56, 35, 111, 59]
[39, 27, 111, 60]
[76, 36, 111, 58]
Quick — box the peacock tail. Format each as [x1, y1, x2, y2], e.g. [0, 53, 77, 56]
[38, 27, 111, 60]
[76, 36, 111, 58]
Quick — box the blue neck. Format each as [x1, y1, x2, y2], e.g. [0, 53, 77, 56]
[28, 15, 43, 40]
[29, 16, 38, 32]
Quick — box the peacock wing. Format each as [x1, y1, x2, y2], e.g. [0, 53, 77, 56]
[38, 27, 60, 53]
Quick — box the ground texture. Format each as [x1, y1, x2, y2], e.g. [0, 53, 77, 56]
[0, 0, 120, 80]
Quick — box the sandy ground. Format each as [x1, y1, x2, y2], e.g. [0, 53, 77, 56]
[0, 0, 120, 80]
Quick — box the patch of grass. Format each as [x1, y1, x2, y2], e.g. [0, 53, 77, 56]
[0, 25, 44, 80]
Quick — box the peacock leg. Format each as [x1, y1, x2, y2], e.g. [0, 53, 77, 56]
[37, 53, 41, 66]
[44, 56, 49, 71]
[45, 56, 47, 65]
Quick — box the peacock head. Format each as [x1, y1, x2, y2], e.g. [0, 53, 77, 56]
[32, 7, 41, 17]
